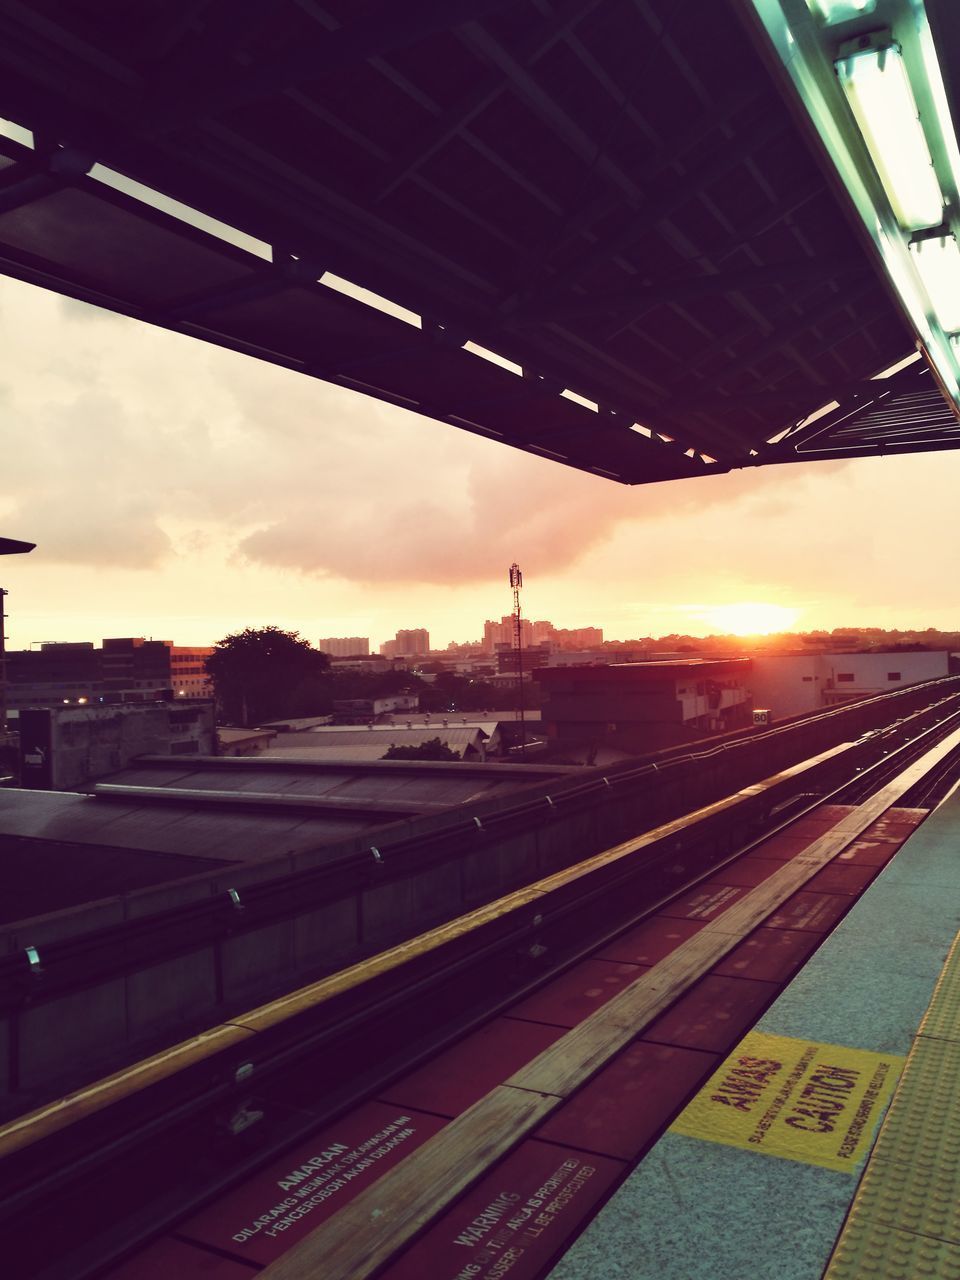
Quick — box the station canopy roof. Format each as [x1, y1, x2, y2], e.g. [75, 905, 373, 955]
[0, 0, 958, 484]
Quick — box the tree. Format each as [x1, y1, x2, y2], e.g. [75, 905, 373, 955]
[382, 737, 461, 761]
[205, 627, 330, 726]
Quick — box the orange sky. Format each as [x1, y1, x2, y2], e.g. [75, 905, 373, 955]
[1, 276, 958, 651]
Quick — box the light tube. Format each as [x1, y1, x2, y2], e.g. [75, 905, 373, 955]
[910, 234, 960, 333]
[836, 41, 944, 230]
[808, 0, 876, 24]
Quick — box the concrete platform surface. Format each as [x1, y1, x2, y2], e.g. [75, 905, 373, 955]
[549, 789, 960, 1280]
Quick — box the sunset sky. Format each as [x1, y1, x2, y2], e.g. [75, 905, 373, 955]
[2, 274, 958, 652]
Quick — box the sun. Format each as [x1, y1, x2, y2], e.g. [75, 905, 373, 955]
[702, 602, 800, 636]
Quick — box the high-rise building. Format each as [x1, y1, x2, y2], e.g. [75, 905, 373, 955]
[393, 628, 430, 656]
[483, 616, 539, 652]
[482, 618, 603, 653]
[318, 637, 370, 657]
[553, 626, 603, 649]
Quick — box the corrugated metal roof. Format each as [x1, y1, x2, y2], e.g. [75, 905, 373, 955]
[266, 726, 486, 751]
[218, 727, 277, 743]
[258, 716, 332, 731]
[0, 787, 379, 865]
[261, 745, 464, 763]
[0, 3, 942, 484]
[0, 753, 588, 921]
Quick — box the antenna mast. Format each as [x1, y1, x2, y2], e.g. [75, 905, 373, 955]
[509, 563, 525, 757]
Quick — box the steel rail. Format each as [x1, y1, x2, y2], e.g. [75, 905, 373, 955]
[5, 709, 960, 1280]
[6, 696, 960, 1166]
[2, 678, 957, 1024]
[261, 725, 960, 1280]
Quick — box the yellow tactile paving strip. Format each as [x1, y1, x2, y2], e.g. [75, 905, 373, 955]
[917, 935, 960, 1043]
[827, 1223, 960, 1280]
[824, 933, 960, 1279]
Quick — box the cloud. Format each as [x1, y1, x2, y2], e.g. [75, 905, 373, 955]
[235, 439, 818, 585]
[0, 275, 856, 588]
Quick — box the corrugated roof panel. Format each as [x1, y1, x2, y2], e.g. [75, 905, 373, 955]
[0, 2, 933, 480]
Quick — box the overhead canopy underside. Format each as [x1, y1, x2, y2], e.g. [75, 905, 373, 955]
[0, 0, 956, 483]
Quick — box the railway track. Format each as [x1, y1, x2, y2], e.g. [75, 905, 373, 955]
[5, 701, 960, 1279]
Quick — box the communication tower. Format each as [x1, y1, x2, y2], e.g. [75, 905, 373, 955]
[509, 562, 525, 756]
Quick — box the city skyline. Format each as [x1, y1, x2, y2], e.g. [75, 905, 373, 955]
[2, 276, 959, 652]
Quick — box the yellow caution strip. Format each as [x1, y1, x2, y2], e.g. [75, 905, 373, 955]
[670, 1030, 903, 1173]
[824, 931, 960, 1277]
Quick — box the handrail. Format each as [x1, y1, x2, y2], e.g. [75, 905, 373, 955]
[261, 729, 960, 1280]
[0, 739, 860, 1159]
[1, 680, 957, 1019]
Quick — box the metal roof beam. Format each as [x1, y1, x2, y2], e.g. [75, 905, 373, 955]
[516, 257, 870, 322]
[146, 0, 519, 134]
[499, 110, 788, 324]
[496, 85, 770, 322]
[725, 284, 902, 395]
[761, 364, 937, 455]
[678, 272, 881, 389]
[671, 379, 903, 411]
[375, 0, 601, 202]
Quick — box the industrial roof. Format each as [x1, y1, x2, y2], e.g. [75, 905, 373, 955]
[0, 785, 376, 865]
[269, 724, 494, 743]
[258, 716, 333, 732]
[377, 711, 542, 724]
[100, 754, 546, 810]
[0, 753, 584, 922]
[262, 745, 477, 764]
[260, 726, 498, 762]
[536, 657, 752, 684]
[0, 809, 230, 925]
[0, 3, 957, 483]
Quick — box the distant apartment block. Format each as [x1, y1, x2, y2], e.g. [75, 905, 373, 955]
[318, 636, 370, 657]
[483, 616, 534, 651]
[553, 626, 603, 649]
[482, 618, 603, 652]
[5, 637, 214, 713]
[380, 628, 429, 657]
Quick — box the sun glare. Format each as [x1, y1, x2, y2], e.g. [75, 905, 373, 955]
[702, 602, 800, 636]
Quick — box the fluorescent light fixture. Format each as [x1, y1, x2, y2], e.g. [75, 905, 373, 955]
[876, 224, 932, 344]
[915, 11, 960, 199]
[836, 40, 944, 230]
[910, 234, 960, 333]
[808, 0, 876, 24]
